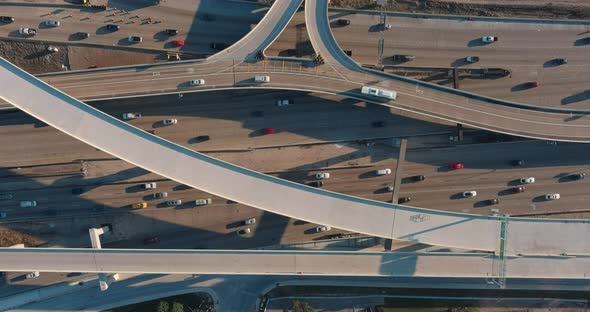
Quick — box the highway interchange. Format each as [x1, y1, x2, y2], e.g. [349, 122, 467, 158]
[1, 0, 590, 310]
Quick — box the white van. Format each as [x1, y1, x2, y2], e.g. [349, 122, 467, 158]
[376, 169, 392, 175]
[361, 86, 397, 100]
[254, 76, 270, 83]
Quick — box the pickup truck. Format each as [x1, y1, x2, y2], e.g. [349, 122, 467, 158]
[481, 36, 498, 43]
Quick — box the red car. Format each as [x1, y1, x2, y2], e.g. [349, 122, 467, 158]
[172, 40, 185, 47]
[529, 81, 539, 88]
[449, 163, 464, 170]
[260, 128, 275, 135]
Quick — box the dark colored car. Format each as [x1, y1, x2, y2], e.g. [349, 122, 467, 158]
[308, 181, 324, 188]
[343, 50, 353, 57]
[372, 121, 386, 127]
[210, 42, 227, 50]
[0, 16, 15, 23]
[76, 32, 90, 39]
[193, 135, 210, 142]
[486, 198, 499, 205]
[411, 175, 425, 182]
[571, 173, 586, 180]
[260, 128, 275, 135]
[512, 186, 526, 193]
[554, 58, 568, 65]
[165, 29, 178, 35]
[511, 159, 525, 167]
[106, 24, 120, 31]
[71, 188, 85, 195]
[337, 19, 351, 26]
[143, 236, 160, 244]
[392, 54, 415, 62]
[398, 197, 411, 204]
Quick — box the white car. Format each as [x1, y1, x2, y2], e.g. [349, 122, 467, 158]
[462, 191, 477, 198]
[237, 228, 251, 236]
[545, 193, 560, 200]
[195, 198, 212, 206]
[20, 200, 37, 208]
[162, 119, 178, 125]
[140, 183, 157, 190]
[46, 46, 58, 53]
[189, 79, 205, 86]
[244, 218, 256, 225]
[376, 169, 392, 175]
[19, 28, 36, 36]
[166, 199, 182, 206]
[122, 112, 141, 120]
[45, 20, 60, 27]
[25, 271, 40, 279]
[315, 172, 330, 179]
[254, 75, 270, 83]
[520, 177, 535, 184]
[316, 226, 331, 233]
[481, 36, 498, 43]
[276, 99, 292, 106]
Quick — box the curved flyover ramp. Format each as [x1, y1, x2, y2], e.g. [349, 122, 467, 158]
[2, 56, 590, 256]
[305, 0, 590, 142]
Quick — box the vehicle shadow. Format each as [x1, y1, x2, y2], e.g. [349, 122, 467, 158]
[511, 83, 532, 92]
[564, 114, 584, 122]
[542, 59, 562, 68]
[225, 220, 245, 230]
[449, 193, 463, 200]
[173, 184, 192, 191]
[373, 186, 392, 194]
[152, 30, 170, 42]
[497, 189, 515, 196]
[358, 171, 378, 179]
[532, 195, 548, 203]
[24, 50, 51, 60]
[125, 184, 146, 194]
[467, 39, 488, 47]
[473, 200, 493, 208]
[506, 179, 522, 186]
[450, 58, 468, 67]
[117, 38, 135, 46]
[561, 90, 590, 105]
[574, 37, 590, 46]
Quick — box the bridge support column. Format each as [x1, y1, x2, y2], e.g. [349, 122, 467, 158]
[88, 225, 116, 291]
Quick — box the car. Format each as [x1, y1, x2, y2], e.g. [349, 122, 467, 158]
[260, 128, 275, 135]
[25, 271, 40, 279]
[486, 198, 499, 205]
[410, 175, 425, 182]
[545, 193, 560, 200]
[153, 192, 168, 199]
[167, 53, 180, 61]
[195, 198, 212, 206]
[210, 42, 227, 50]
[189, 79, 205, 86]
[449, 163, 464, 170]
[511, 160, 525, 167]
[193, 135, 210, 142]
[237, 228, 251, 236]
[46, 46, 58, 53]
[163, 119, 178, 125]
[520, 177, 535, 184]
[244, 218, 256, 225]
[372, 121, 386, 127]
[0, 193, 14, 200]
[315, 172, 330, 179]
[398, 197, 412, 204]
[553, 58, 567, 65]
[45, 20, 60, 27]
[128, 35, 142, 43]
[481, 36, 498, 43]
[0, 212, 7, 219]
[276, 99, 293, 106]
[254, 76, 270, 83]
[166, 199, 182, 206]
[165, 29, 178, 35]
[106, 24, 120, 31]
[466, 56, 480, 63]
[336, 19, 351, 26]
[376, 169, 392, 175]
[143, 236, 160, 244]
[71, 188, 85, 195]
[76, 32, 90, 39]
[380, 23, 392, 30]
[0, 16, 15, 23]
[316, 225, 331, 232]
[462, 190, 477, 198]
[528, 81, 540, 88]
[140, 183, 157, 190]
[172, 40, 185, 47]
[132, 202, 148, 209]
[20, 200, 37, 208]
[571, 173, 586, 180]
[392, 54, 415, 62]
[308, 181, 324, 188]
[511, 186, 526, 193]
[19, 28, 36, 36]
[343, 50, 353, 56]
[122, 112, 141, 120]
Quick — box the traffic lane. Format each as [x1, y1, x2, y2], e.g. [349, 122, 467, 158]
[0, 3, 260, 53]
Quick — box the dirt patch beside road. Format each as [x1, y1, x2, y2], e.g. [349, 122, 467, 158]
[0, 227, 42, 247]
[331, 0, 590, 19]
[0, 39, 68, 74]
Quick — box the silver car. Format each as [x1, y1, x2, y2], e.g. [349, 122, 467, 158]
[166, 199, 182, 206]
